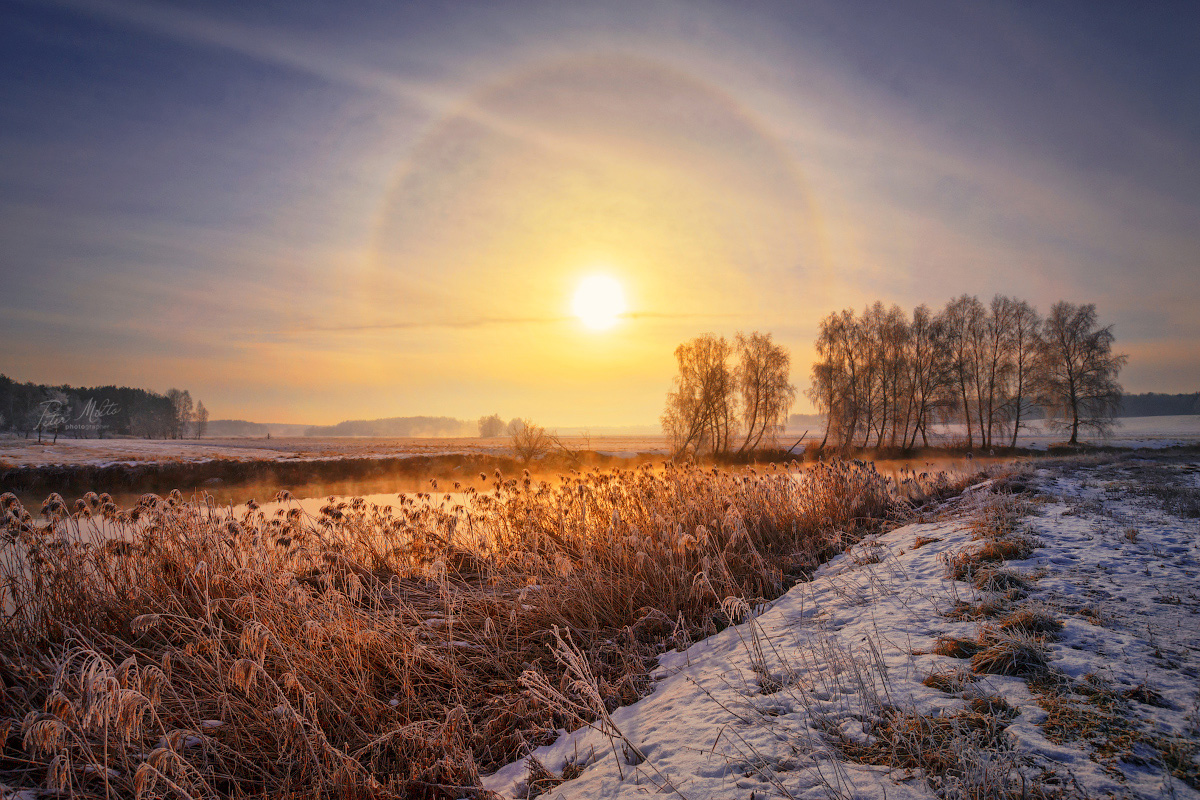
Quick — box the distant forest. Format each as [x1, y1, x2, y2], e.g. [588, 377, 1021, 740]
[0, 373, 1194, 442]
[204, 420, 311, 438]
[1116, 392, 1200, 417]
[303, 416, 475, 437]
[0, 375, 205, 439]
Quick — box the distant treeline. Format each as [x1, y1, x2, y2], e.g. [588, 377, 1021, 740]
[0, 375, 205, 440]
[206, 420, 311, 438]
[1117, 392, 1200, 417]
[303, 416, 475, 437]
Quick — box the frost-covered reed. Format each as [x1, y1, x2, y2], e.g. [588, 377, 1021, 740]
[0, 460, 972, 799]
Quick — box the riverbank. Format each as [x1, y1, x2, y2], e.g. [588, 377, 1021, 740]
[484, 455, 1200, 799]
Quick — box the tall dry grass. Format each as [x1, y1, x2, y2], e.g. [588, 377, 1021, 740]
[0, 460, 974, 799]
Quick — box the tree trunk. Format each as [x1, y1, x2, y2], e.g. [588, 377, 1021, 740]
[959, 376, 973, 448]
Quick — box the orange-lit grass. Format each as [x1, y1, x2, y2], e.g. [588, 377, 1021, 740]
[0, 460, 976, 799]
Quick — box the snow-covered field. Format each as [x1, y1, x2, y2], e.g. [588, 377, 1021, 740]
[0, 417, 1195, 469]
[928, 414, 1200, 451]
[484, 459, 1200, 799]
[0, 435, 669, 468]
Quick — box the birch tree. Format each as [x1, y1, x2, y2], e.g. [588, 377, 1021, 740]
[1037, 302, 1126, 444]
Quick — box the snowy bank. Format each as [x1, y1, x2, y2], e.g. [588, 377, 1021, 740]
[484, 459, 1200, 799]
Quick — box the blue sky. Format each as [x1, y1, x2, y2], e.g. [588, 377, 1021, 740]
[2, 0, 1198, 424]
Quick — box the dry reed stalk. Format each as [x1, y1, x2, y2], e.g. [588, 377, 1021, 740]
[0, 462, 982, 799]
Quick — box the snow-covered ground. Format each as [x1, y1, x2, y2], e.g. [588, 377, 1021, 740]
[927, 414, 1200, 451]
[0, 435, 669, 468]
[484, 459, 1200, 799]
[1, 417, 1195, 469]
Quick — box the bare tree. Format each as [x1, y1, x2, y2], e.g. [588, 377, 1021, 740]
[509, 418, 550, 463]
[808, 310, 855, 449]
[127, 394, 172, 438]
[904, 304, 948, 448]
[129, 400, 153, 438]
[661, 334, 736, 457]
[855, 303, 883, 447]
[1037, 302, 1126, 444]
[810, 305, 953, 452]
[548, 429, 590, 466]
[809, 296, 1126, 451]
[166, 388, 193, 439]
[735, 332, 796, 453]
[195, 401, 209, 439]
[44, 389, 71, 443]
[478, 414, 505, 438]
[941, 295, 985, 447]
[974, 296, 1017, 447]
[21, 406, 40, 440]
[1001, 299, 1041, 448]
[877, 304, 910, 447]
[808, 308, 880, 450]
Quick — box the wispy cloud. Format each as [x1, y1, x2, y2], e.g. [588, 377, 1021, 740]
[4, 0, 1198, 421]
[36, 0, 449, 107]
[33, 0, 697, 184]
[287, 311, 737, 334]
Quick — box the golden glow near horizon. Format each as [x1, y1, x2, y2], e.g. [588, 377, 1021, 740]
[6, 3, 1199, 429]
[13, 54, 832, 426]
[571, 274, 627, 330]
[358, 56, 825, 423]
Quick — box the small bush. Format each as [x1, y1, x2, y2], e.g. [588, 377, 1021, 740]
[967, 694, 1018, 719]
[974, 536, 1036, 562]
[968, 496, 1027, 540]
[932, 636, 985, 659]
[821, 703, 1018, 796]
[970, 635, 1049, 678]
[922, 669, 977, 693]
[945, 535, 1037, 581]
[998, 607, 1063, 636]
[945, 598, 1006, 621]
[1122, 683, 1170, 709]
[972, 567, 1030, 594]
[519, 753, 586, 799]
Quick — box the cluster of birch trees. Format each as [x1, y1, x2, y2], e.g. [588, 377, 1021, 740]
[662, 332, 796, 456]
[808, 297, 1126, 449]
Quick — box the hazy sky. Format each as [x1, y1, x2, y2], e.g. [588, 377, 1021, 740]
[2, 0, 1198, 426]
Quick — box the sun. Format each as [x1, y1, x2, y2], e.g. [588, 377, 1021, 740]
[571, 274, 627, 330]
